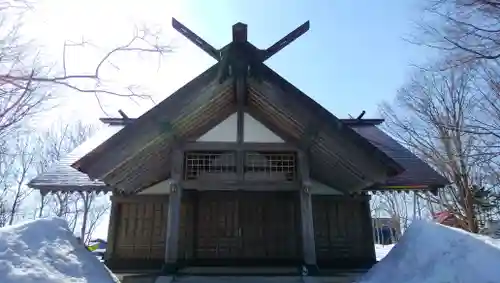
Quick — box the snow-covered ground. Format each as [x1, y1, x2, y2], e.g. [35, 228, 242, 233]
[359, 220, 500, 283]
[374, 244, 394, 261]
[0, 217, 118, 283]
[3, 217, 500, 283]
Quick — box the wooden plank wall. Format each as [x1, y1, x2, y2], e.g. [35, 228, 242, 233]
[111, 195, 195, 262]
[114, 198, 168, 260]
[109, 193, 375, 266]
[312, 195, 374, 263]
[178, 192, 195, 261]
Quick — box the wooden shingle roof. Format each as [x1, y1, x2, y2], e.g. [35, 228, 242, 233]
[27, 125, 123, 194]
[351, 124, 449, 191]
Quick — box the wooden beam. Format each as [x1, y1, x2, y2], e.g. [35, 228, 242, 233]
[182, 141, 296, 151]
[172, 18, 221, 61]
[73, 67, 224, 180]
[298, 121, 320, 153]
[298, 150, 317, 268]
[361, 197, 376, 261]
[99, 117, 387, 127]
[248, 76, 404, 177]
[111, 195, 169, 203]
[236, 73, 246, 181]
[181, 180, 300, 191]
[104, 196, 119, 261]
[164, 149, 183, 270]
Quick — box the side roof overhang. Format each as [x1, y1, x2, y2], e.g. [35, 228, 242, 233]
[27, 125, 122, 195]
[71, 62, 404, 194]
[349, 122, 449, 193]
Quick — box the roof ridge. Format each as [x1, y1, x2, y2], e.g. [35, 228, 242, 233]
[99, 117, 385, 126]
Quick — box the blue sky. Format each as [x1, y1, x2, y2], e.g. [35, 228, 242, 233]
[177, 0, 429, 118]
[27, 0, 430, 124]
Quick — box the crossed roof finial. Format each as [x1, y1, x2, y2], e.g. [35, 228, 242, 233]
[172, 18, 310, 64]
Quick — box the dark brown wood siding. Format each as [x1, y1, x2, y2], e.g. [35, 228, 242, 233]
[312, 195, 375, 265]
[194, 191, 301, 262]
[178, 191, 195, 261]
[111, 195, 196, 263]
[114, 197, 168, 260]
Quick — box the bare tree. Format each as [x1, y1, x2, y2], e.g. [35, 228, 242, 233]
[35, 121, 97, 224]
[0, 131, 38, 225]
[380, 63, 484, 232]
[0, 1, 171, 142]
[33, 119, 110, 241]
[81, 194, 109, 244]
[412, 0, 500, 63]
[7, 133, 36, 224]
[79, 191, 96, 243]
[376, 193, 410, 231]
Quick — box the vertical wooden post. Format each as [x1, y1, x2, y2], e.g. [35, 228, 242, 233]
[236, 76, 246, 181]
[361, 194, 376, 263]
[104, 194, 118, 262]
[232, 22, 248, 182]
[164, 149, 183, 272]
[298, 150, 317, 271]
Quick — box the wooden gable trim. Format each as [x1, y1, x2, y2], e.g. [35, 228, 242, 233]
[72, 64, 228, 181]
[98, 117, 386, 127]
[251, 66, 404, 177]
[182, 141, 296, 152]
[246, 81, 397, 191]
[181, 180, 300, 191]
[101, 99, 237, 194]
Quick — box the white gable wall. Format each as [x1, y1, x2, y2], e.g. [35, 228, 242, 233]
[196, 112, 284, 143]
[197, 113, 238, 142]
[243, 113, 284, 143]
[138, 178, 343, 195]
[138, 178, 172, 195]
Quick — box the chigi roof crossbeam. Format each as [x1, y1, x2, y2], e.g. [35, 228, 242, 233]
[172, 18, 309, 81]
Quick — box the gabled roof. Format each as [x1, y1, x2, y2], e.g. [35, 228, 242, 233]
[70, 60, 405, 194]
[27, 125, 123, 194]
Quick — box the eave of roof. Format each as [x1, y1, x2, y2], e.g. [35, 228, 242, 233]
[97, 117, 386, 127]
[94, 117, 448, 192]
[27, 125, 123, 194]
[351, 124, 449, 191]
[255, 64, 405, 177]
[29, 118, 448, 194]
[72, 63, 223, 179]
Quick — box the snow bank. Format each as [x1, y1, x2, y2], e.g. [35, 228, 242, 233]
[374, 244, 394, 261]
[358, 220, 500, 283]
[0, 217, 117, 283]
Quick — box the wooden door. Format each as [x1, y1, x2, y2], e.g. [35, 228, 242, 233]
[194, 191, 300, 262]
[195, 191, 240, 259]
[239, 192, 300, 261]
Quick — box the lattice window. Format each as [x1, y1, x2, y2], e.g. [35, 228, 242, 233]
[244, 151, 297, 181]
[184, 151, 237, 180]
